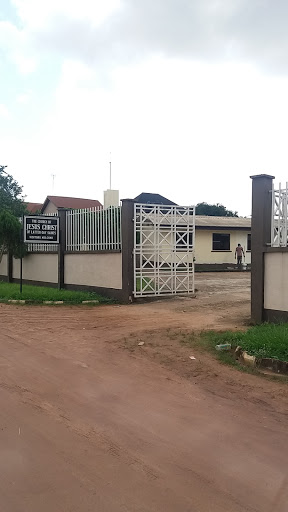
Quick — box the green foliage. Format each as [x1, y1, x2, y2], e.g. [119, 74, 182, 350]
[0, 165, 25, 216]
[0, 166, 26, 262]
[196, 202, 238, 217]
[176, 330, 256, 373]
[0, 210, 25, 261]
[136, 277, 156, 292]
[200, 324, 288, 362]
[0, 281, 113, 303]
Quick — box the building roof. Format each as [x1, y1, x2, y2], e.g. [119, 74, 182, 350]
[41, 196, 103, 212]
[195, 215, 251, 229]
[134, 192, 177, 206]
[26, 202, 43, 214]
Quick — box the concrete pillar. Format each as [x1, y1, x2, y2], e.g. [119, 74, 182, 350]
[104, 190, 119, 209]
[58, 209, 67, 290]
[121, 199, 135, 302]
[7, 252, 13, 282]
[250, 174, 275, 323]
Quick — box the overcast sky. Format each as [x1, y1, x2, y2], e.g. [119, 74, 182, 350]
[1, 0, 288, 215]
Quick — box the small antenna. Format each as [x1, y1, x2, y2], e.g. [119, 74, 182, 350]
[109, 153, 112, 189]
[51, 173, 56, 193]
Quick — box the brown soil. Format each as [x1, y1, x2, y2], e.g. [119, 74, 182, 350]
[0, 272, 287, 512]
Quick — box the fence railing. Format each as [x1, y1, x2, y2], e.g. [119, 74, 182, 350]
[271, 182, 288, 247]
[66, 206, 122, 251]
[27, 243, 58, 252]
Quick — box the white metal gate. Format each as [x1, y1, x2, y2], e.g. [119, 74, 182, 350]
[133, 203, 195, 297]
[271, 182, 288, 247]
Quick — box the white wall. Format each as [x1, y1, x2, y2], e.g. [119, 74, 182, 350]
[194, 230, 251, 265]
[0, 254, 7, 277]
[42, 201, 58, 214]
[104, 190, 119, 208]
[65, 253, 122, 289]
[13, 253, 58, 283]
[264, 252, 288, 311]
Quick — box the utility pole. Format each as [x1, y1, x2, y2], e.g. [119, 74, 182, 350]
[51, 173, 56, 193]
[109, 153, 112, 190]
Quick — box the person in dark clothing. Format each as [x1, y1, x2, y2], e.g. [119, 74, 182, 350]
[235, 243, 244, 268]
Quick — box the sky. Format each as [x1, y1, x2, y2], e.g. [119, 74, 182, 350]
[1, 0, 288, 216]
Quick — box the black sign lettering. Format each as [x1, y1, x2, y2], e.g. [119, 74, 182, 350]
[24, 216, 59, 244]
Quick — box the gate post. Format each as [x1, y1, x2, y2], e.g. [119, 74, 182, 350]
[121, 199, 135, 302]
[7, 251, 13, 282]
[58, 208, 66, 290]
[250, 174, 275, 323]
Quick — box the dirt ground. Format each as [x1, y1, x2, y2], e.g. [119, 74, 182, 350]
[0, 272, 288, 512]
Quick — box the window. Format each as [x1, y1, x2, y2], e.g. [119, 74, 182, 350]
[247, 233, 251, 251]
[212, 233, 230, 251]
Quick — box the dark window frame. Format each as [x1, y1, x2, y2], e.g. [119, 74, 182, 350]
[212, 233, 230, 251]
[247, 233, 251, 251]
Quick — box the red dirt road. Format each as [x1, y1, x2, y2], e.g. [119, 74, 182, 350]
[0, 273, 287, 511]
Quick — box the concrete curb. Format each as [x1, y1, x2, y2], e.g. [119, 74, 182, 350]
[43, 301, 64, 305]
[256, 357, 288, 375]
[241, 351, 256, 367]
[235, 346, 288, 375]
[1, 299, 100, 306]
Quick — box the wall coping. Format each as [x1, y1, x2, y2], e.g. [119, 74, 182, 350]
[250, 174, 275, 180]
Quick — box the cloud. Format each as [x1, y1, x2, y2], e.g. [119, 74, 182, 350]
[0, 20, 36, 73]
[11, 0, 122, 28]
[14, 56, 287, 215]
[10, 0, 288, 74]
[16, 92, 31, 104]
[3, 0, 288, 217]
[0, 104, 11, 119]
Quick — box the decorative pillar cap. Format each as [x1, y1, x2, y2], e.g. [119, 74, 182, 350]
[250, 174, 275, 180]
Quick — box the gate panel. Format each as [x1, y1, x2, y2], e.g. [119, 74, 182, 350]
[133, 204, 195, 297]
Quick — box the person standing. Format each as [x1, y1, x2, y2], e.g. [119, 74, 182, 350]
[235, 243, 244, 268]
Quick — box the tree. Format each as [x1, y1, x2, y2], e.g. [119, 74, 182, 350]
[0, 165, 26, 217]
[0, 210, 24, 263]
[195, 202, 238, 217]
[0, 165, 26, 263]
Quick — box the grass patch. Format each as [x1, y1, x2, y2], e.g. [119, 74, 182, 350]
[136, 277, 156, 293]
[0, 281, 113, 304]
[196, 324, 288, 362]
[173, 330, 256, 373]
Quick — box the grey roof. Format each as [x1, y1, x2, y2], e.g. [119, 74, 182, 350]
[134, 192, 177, 206]
[195, 216, 251, 229]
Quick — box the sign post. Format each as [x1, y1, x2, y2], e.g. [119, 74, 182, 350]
[20, 215, 24, 294]
[20, 253, 23, 294]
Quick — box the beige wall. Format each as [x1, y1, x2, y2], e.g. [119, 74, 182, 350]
[65, 253, 122, 289]
[11, 252, 122, 290]
[0, 254, 7, 277]
[139, 226, 250, 265]
[264, 252, 288, 311]
[42, 201, 58, 214]
[13, 253, 58, 283]
[138, 229, 194, 264]
[194, 229, 251, 265]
